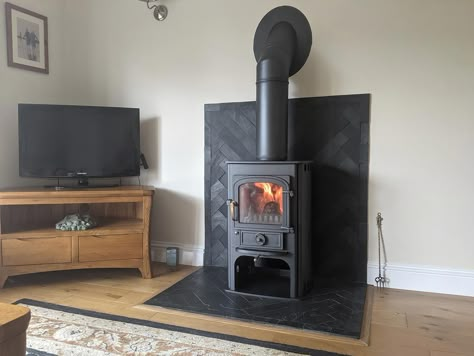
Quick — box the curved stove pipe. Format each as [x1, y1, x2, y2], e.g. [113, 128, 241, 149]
[254, 6, 313, 161]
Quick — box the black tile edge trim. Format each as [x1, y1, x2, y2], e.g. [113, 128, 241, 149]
[26, 348, 56, 356]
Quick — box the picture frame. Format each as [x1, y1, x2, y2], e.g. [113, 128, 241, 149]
[5, 2, 49, 74]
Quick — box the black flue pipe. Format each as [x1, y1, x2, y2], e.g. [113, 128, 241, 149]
[256, 23, 295, 161]
[254, 6, 312, 161]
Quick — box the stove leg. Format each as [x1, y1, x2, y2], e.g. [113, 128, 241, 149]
[290, 264, 297, 298]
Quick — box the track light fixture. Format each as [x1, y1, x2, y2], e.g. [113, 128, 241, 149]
[139, 0, 168, 21]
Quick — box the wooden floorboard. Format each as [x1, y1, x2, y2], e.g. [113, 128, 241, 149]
[0, 263, 473, 356]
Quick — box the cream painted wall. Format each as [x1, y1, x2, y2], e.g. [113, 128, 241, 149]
[4, 0, 474, 276]
[0, 0, 66, 187]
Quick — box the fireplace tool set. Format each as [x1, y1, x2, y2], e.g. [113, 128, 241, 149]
[375, 212, 388, 288]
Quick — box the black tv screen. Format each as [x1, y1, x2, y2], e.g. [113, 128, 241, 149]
[19, 104, 140, 178]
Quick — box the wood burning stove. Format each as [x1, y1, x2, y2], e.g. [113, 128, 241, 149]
[226, 6, 313, 298]
[227, 161, 312, 298]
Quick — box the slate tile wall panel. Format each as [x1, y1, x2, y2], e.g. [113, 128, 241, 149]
[204, 95, 370, 282]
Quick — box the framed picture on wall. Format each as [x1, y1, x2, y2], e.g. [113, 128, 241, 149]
[5, 2, 49, 74]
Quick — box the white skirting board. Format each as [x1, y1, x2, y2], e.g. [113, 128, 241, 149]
[149, 245, 474, 297]
[367, 263, 474, 297]
[150, 241, 204, 267]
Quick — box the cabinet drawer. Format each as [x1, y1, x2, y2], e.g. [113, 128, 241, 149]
[79, 234, 142, 262]
[2, 237, 72, 266]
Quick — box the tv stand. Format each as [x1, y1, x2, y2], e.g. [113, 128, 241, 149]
[78, 177, 89, 187]
[45, 184, 120, 190]
[76, 177, 119, 188]
[0, 186, 154, 288]
[44, 177, 121, 189]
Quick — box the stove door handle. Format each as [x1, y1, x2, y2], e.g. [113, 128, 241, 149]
[280, 226, 295, 233]
[226, 199, 239, 221]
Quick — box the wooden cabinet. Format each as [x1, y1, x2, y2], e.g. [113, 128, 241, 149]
[0, 186, 154, 288]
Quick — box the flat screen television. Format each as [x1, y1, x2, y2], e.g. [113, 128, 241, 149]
[18, 104, 140, 184]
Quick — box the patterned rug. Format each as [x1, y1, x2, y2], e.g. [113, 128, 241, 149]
[18, 299, 345, 356]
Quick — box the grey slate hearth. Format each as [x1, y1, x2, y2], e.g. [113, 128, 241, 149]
[144, 266, 367, 338]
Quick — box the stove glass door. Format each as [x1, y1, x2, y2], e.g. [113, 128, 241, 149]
[237, 178, 288, 226]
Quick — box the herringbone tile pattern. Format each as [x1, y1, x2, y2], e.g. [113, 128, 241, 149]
[204, 95, 369, 282]
[205, 102, 257, 267]
[145, 266, 367, 338]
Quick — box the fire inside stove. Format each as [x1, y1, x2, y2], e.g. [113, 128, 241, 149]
[238, 182, 283, 224]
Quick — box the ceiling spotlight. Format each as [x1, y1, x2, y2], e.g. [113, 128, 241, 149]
[139, 0, 168, 21]
[152, 4, 168, 21]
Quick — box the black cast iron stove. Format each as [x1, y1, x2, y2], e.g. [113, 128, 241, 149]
[227, 6, 313, 299]
[227, 161, 312, 298]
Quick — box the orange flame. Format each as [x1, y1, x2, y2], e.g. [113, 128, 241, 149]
[254, 182, 283, 214]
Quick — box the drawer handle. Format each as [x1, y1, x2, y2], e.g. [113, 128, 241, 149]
[17, 237, 57, 242]
[255, 233, 266, 246]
